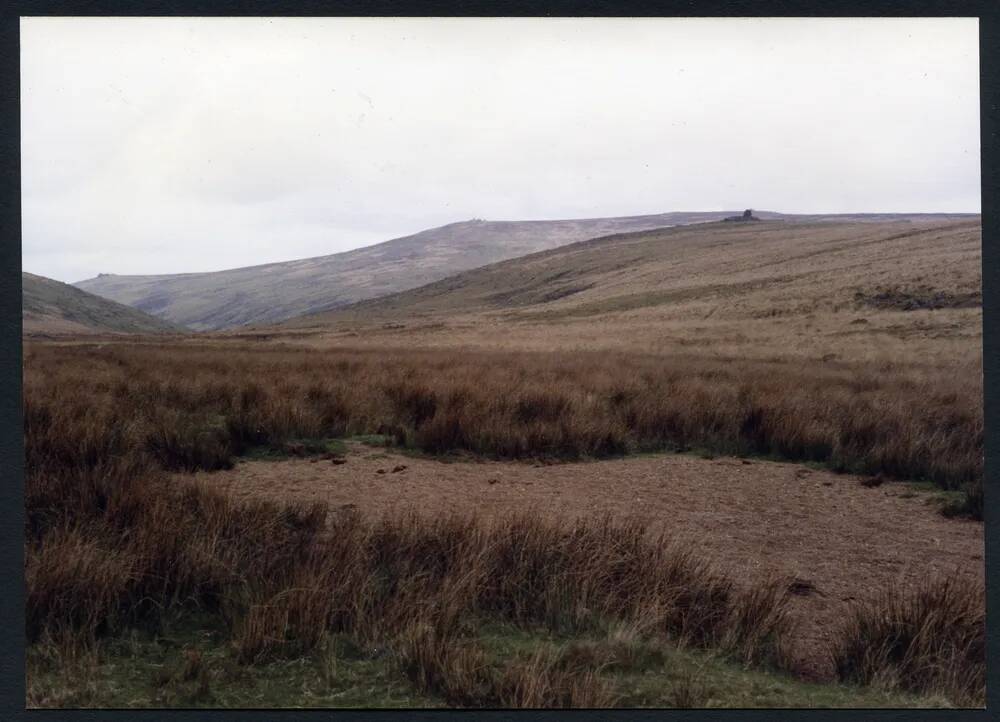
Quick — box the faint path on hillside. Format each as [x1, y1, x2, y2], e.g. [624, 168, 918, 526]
[181, 444, 983, 682]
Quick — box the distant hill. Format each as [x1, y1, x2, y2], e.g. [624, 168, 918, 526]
[23, 272, 183, 336]
[75, 211, 977, 332]
[72, 211, 795, 331]
[277, 215, 982, 337]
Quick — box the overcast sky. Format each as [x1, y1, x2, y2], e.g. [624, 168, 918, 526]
[21, 17, 980, 283]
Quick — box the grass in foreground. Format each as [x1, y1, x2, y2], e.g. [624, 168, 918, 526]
[832, 578, 985, 707]
[28, 616, 948, 709]
[27, 615, 428, 709]
[23, 339, 985, 707]
[26, 466, 984, 708]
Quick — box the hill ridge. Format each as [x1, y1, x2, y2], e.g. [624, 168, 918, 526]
[72, 211, 790, 330]
[75, 211, 979, 332]
[23, 272, 185, 336]
[273, 216, 982, 334]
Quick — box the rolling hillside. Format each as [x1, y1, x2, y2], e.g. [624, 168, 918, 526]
[22, 272, 183, 336]
[72, 211, 816, 331]
[275, 216, 982, 366]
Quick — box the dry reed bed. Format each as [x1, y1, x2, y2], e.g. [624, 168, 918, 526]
[831, 577, 985, 707]
[23, 339, 985, 706]
[24, 341, 983, 514]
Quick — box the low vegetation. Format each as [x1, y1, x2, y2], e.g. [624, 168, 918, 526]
[25, 340, 983, 516]
[28, 431, 798, 708]
[832, 577, 985, 707]
[23, 337, 985, 707]
[27, 614, 947, 709]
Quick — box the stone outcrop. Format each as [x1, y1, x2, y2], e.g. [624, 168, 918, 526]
[723, 209, 760, 222]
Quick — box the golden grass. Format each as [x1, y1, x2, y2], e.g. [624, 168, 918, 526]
[274, 219, 981, 368]
[25, 340, 983, 514]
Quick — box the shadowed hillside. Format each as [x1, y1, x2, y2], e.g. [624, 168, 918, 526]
[22, 272, 184, 336]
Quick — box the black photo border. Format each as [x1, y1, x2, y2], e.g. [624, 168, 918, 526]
[1, 2, 997, 720]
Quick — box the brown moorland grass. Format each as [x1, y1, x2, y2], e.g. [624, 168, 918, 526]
[23, 337, 985, 706]
[267, 219, 981, 390]
[831, 577, 985, 707]
[24, 340, 983, 515]
[283, 220, 982, 334]
[26, 461, 795, 705]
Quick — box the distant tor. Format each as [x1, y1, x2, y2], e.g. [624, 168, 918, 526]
[723, 209, 761, 222]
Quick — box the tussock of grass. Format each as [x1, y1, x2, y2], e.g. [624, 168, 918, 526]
[24, 342, 983, 515]
[832, 577, 985, 707]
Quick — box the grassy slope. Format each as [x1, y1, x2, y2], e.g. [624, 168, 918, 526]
[73, 212, 975, 332]
[72, 212, 751, 331]
[23, 272, 184, 335]
[280, 218, 981, 347]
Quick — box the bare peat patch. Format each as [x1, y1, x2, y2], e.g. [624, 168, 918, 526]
[854, 285, 980, 311]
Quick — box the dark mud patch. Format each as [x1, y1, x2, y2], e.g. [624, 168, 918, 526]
[855, 286, 980, 312]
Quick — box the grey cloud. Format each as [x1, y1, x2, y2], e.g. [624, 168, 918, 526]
[21, 17, 980, 282]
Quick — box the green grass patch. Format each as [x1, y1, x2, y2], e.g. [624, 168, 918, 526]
[27, 615, 439, 709]
[241, 437, 348, 461]
[900, 480, 966, 507]
[27, 614, 949, 709]
[350, 434, 394, 447]
[474, 623, 948, 709]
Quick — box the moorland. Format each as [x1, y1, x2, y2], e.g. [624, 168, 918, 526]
[24, 215, 984, 708]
